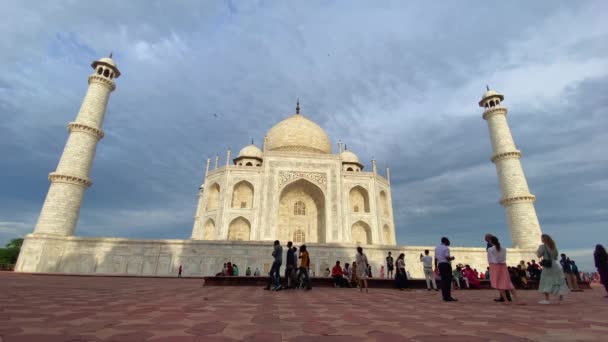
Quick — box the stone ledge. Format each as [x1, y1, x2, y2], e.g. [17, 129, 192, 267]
[67, 122, 104, 140]
[88, 75, 116, 91]
[48, 172, 92, 188]
[491, 150, 522, 163]
[482, 106, 508, 120]
[500, 195, 536, 206]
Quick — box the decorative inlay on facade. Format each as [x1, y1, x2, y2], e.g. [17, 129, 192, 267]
[482, 106, 508, 120]
[67, 122, 104, 140]
[278, 171, 327, 189]
[500, 195, 536, 206]
[88, 75, 116, 91]
[48, 172, 92, 188]
[491, 150, 522, 163]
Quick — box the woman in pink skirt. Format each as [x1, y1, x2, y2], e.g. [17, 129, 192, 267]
[487, 236, 523, 304]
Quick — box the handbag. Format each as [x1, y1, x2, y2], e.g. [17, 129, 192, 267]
[540, 246, 552, 268]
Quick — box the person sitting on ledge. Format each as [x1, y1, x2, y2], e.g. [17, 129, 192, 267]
[233, 264, 239, 276]
[246, 266, 252, 276]
[463, 265, 480, 289]
[254, 267, 261, 277]
[332, 261, 350, 288]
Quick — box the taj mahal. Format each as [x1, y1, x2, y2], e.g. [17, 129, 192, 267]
[15, 56, 543, 278]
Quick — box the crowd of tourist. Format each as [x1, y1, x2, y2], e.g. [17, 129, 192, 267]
[204, 235, 608, 303]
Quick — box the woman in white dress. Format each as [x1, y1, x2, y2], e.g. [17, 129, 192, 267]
[355, 247, 369, 293]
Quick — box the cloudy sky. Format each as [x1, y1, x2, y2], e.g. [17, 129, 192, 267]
[1, 1, 606, 270]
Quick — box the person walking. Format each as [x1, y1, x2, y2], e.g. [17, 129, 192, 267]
[395, 253, 409, 290]
[487, 236, 523, 304]
[356, 247, 369, 293]
[285, 241, 296, 289]
[420, 250, 438, 291]
[386, 252, 394, 279]
[265, 240, 283, 291]
[486, 233, 511, 302]
[435, 237, 457, 302]
[178, 265, 182, 278]
[298, 244, 312, 290]
[594, 244, 608, 297]
[537, 234, 569, 304]
[560, 254, 581, 292]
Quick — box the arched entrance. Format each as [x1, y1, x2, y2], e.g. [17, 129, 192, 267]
[203, 219, 215, 240]
[352, 221, 372, 245]
[278, 179, 326, 243]
[227, 217, 251, 241]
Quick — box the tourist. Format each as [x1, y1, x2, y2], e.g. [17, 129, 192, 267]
[486, 234, 511, 302]
[254, 267, 261, 277]
[368, 264, 373, 278]
[594, 244, 608, 297]
[386, 252, 394, 279]
[380, 265, 385, 279]
[222, 263, 228, 276]
[537, 234, 569, 304]
[420, 250, 437, 291]
[453, 265, 468, 289]
[343, 262, 352, 284]
[285, 241, 296, 289]
[298, 244, 312, 290]
[246, 266, 252, 276]
[233, 264, 239, 276]
[485, 267, 490, 280]
[463, 265, 480, 289]
[332, 261, 349, 287]
[265, 240, 283, 291]
[178, 265, 182, 278]
[530, 260, 541, 280]
[351, 261, 359, 287]
[356, 247, 369, 293]
[560, 254, 581, 292]
[571, 260, 581, 282]
[395, 253, 409, 290]
[226, 262, 234, 276]
[487, 236, 523, 304]
[435, 237, 457, 302]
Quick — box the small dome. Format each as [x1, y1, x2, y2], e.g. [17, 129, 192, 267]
[266, 114, 332, 154]
[341, 150, 360, 164]
[479, 89, 504, 107]
[91, 56, 121, 77]
[237, 144, 263, 159]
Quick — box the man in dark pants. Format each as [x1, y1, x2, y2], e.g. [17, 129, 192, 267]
[435, 237, 457, 302]
[264, 240, 283, 291]
[285, 242, 296, 289]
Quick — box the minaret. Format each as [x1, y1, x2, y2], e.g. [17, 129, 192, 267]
[480, 87, 542, 249]
[33, 55, 120, 236]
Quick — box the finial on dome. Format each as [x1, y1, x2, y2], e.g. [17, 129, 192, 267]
[251, 138, 254, 145]
[296, 99, 300, 114]
[344, 144, 348, 151]
[109, 52, 113, 58]
[486, 84, 490, 91]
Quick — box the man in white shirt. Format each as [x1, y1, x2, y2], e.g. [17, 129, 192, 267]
[435, 237, 457, 302]
[420, 250, 438, 291]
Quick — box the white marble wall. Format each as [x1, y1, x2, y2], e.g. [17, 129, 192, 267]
[16, 234, 537, 278]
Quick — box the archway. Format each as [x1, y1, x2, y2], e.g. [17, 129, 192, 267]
[383, 224, 392, 244]
[206, 183, 220, 211]
[203, 219, 215, 240]
[350, 186, 370, 213]
[352, 221, 372, 245]
[227, 217, 251, 241]
[380, 191, 389, 217]
[231, 180, 254, 209]
[278, 179, 326, 243]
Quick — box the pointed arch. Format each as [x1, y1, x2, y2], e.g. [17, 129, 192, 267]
[231, 180, 254, 209]
[351, 220, 372, 245]
[380, 190, 389, 217]
[203, 219, 215, 240]
[278, 178, 326, 243]
[206, 183, 220, 211]
[349, 186, 370, 213]
[227, 216, 251, 241]
[383, 224, 392, 244]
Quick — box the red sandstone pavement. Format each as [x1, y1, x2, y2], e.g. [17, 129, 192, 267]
[1, 273, 607, 342]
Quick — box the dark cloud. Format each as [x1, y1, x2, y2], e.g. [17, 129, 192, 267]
[1, 1, 606, 271]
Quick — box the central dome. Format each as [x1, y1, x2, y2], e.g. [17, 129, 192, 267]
[266, 114, 332, 154]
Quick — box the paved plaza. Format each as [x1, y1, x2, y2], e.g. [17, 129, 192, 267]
[1, 273, 607, 342]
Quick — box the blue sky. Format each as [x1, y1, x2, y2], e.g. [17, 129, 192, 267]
[1, 1, 606, 271]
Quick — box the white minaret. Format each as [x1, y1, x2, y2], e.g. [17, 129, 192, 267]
[480, 87, 542, 249]
[33, 55, 120, 236]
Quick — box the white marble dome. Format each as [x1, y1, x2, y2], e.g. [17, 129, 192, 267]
[265, 114, 332, 154]
[340, 150, 360, 163]
[237, 144, 263, 159]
